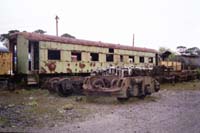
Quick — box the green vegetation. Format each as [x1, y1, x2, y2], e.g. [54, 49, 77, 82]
[161, 80, 200, 90]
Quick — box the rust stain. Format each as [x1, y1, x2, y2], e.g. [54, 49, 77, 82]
[93, 63, 96, 67]
[44, 61, 56, 72]
[79, 63, 85, 69]
[66, 68, 72, 73]
[67, 63, 70, 66]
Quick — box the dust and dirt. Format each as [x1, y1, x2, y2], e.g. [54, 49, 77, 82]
[1, 80, 200, 132]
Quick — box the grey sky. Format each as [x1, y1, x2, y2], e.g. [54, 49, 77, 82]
[1, 0, 200, 50]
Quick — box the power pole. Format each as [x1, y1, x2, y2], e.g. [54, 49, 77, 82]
[132, 33, 135, 47]
[55, 15, 59, 36]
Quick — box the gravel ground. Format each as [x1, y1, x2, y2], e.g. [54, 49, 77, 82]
[39, 89, 200, 133]
[0, 81, 200, 133]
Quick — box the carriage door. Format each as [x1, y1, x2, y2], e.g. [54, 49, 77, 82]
[28, 41, 39, 72]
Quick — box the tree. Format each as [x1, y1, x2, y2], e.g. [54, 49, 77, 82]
[61, 33, 76, 39]
[34, 29, 46, 34]
[176, 46, 186, 54]
[0, 30, 19, 42]
[0, 30, 20, 48]
[168, 53, 176, 60]
[158, 47, 170, 53]
[185, 47, 200, 56]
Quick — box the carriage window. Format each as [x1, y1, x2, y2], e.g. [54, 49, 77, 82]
[90, 53, 99, 61]
[120, 55, 123, 62]
[48, 50, 60, 60]
[109, 48, 114, 53]
[71, 52, 81, 61]
[139, 56, 144, 63]
[129, 56, 134, 63]
[106, 54, 113, 62]
[149, 57, 153, 63]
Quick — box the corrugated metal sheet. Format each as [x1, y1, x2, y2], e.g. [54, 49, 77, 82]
[10, 32, 157, 53]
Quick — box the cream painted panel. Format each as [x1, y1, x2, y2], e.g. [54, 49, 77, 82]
[39, 49, 46, 61]
[99, 54, 105, 62]
[17, 35, 29, 74]
[134, 56, 139, 64]
[39, 41, 47, 48]
[82, 52, 90, 62]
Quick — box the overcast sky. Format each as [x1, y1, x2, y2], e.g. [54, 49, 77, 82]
[1, 0, 200, 50]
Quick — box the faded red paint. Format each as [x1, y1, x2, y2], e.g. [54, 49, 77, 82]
[11, 32, 158, 53]
[79, 63, 85, 69]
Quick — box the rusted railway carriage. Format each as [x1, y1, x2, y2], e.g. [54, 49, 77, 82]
[7, 32, 160, 100]
[9, 32, 158, 80]
[2, 32, 199, 100]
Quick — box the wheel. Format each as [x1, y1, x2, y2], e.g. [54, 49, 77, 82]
[56, 78, 73, 97]
[92, 79, 105, 89]
[111, 79, 118, 88]
[117, 87, 130, 102]
[47, 77, 60, 93]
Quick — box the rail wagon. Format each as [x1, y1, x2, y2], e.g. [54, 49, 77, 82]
[8, 32, 160, 100]
[0, 47, 13, 89]
[9, 32, 157, 79]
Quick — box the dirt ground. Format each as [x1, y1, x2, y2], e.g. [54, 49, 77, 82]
[0, 80, 200, 133]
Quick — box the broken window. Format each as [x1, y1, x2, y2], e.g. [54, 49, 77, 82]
[71, 52, 81, 61]
[48, 50, 61, 60]
[106, 54, 114, 62]
[129, 56, 134, 63]
[139, 56, 144, 63]
[90, 53, 99, 61]
[109, 48, 114, 53]
[120, 55, 123, 62]
[148, 57, 153, 63]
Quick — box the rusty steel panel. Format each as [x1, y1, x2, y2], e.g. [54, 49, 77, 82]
[0, 52, 12, 75]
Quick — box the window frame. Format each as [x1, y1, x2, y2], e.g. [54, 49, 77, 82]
[90, 53, 99, 61]
[129, 56, 135, 63]
[120, 55, 123, 62]
[48, 50, 61, 60]
[71, 51, 82, 61]
[148, 57, 153, 63]
[106, 54, 114, 62]
[139, 56, 145, 63]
